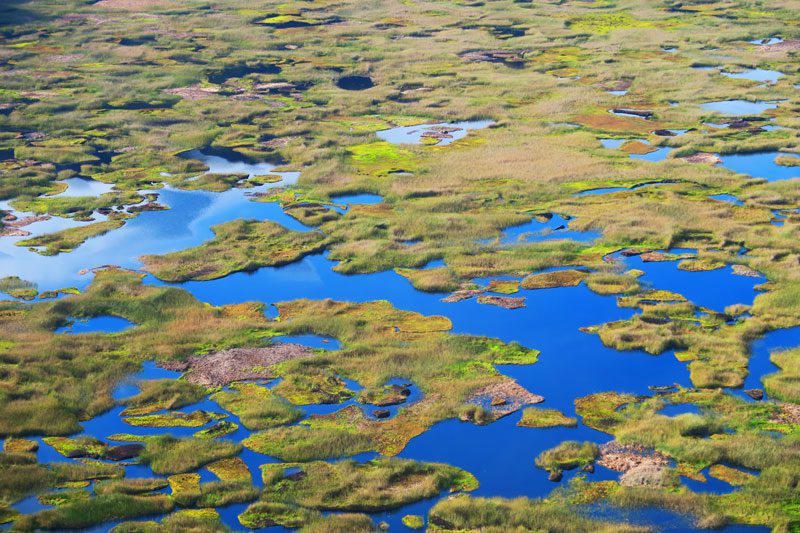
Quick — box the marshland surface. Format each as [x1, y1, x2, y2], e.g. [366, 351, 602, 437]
[0, 0, 799, 531]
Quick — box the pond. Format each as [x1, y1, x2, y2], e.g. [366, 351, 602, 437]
[575, 181, 678, 196]
[599, 138, 673, 162]
[336, 75, 374, 90]
[52, 177, 116, 198]
[269, 334, 341, 350]
[0, 150, 308, 292]
[327, 193, 383, 213]
[710, 194, 744, 206]
[718, 152, 800, 181]
[700, 100, 779, 115]
[55, 315, 135, 334]
[750, 37, 782, 45]
[181, 149, 300, 184]
[377, 120, 494, 146]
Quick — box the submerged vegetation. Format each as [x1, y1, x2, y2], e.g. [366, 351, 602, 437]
[0, 0, 799, 530]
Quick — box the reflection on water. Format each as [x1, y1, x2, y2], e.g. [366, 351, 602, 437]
[55, 315, 135, 334]
[52, 177, 116, 198]
[377, 120, 494, 146]
[701, 100, 778, 115]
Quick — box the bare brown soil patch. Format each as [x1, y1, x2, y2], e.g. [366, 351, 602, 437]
[158, 345, 315, 387]
[467, 380, 544, 417]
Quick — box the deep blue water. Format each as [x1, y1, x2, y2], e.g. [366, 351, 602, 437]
[742, 326, 800, 395]
[598, 138, 673, 162]
[658, 403, 702, 417]
[721, 69, 783, 83]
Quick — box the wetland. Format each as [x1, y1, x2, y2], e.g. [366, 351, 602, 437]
[0, 0, 799, 531]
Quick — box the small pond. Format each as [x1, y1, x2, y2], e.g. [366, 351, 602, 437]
[721, 69, 783, 84]
[54, 315, 135, 334]
[701, 100, 779, 115]
[718, 152, 800, 181]
[52, 177, 115, 198]
[377, 120, 494, 146]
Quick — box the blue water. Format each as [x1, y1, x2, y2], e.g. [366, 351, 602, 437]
[742, 326, 800, 396]
[721, 69, 783, 83]
[599, 139, 673, 162]
[718, 152, 800, 181]
[481, 214, 600, 245]
[54, 315, 135, 334]
[329, 193, 383, 205]
[327, 193, 383, 213]
[52, 177, 115, 198]
[617, 253, 763, 312]
[376, 120, 494, 146]
[180, 149, 300, 183]
[1, 149, 792, 531]
[577, 186, 629, 196]
[682, 466, 739, 494]
[600, 138, 626, 149]
[658, 403, 702, 417]
[701, 100, 779, 115]
[630, 146, 673, 162]
[0, 188, 308, 291]
[710, 194, 744, 206]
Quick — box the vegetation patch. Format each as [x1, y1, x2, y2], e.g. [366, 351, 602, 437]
[211, 383, 302, 429]
[536, 441, 599, 478]
[138, 436, 241, 475]
[518, 407, 578, 428]
[238, 501, 321, 529]
[521, 269, 588, 290]
[14, 494, 173, 531]
[141, 220, 327, 282]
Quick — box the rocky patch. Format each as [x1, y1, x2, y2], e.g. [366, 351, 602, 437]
[476, 295, 525, 309]
[597, 442, 669, 473]
[158, 345, 315, 387]
[466, 380, 544, 418]
[679, 153, 722, 164]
